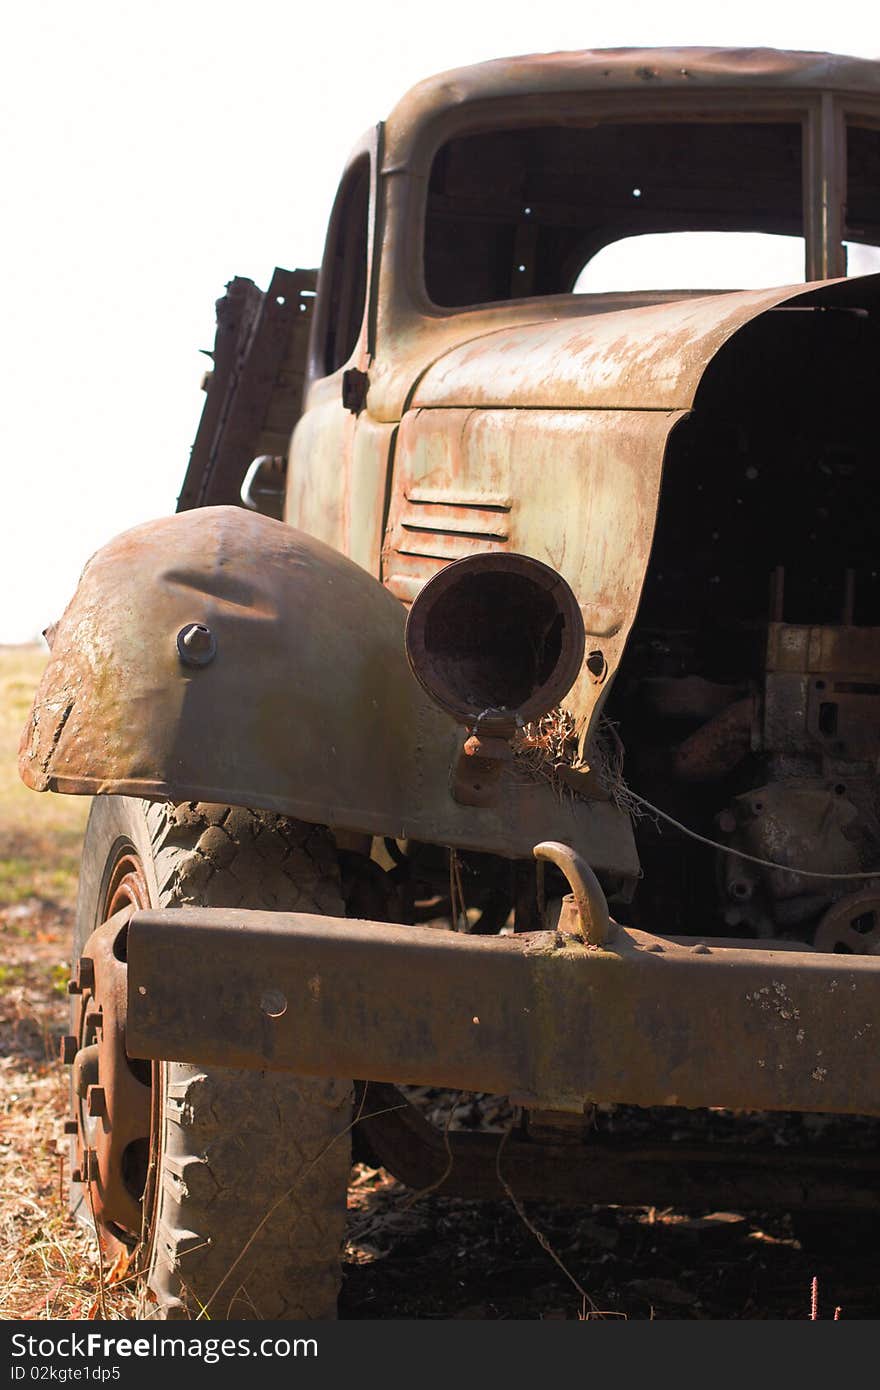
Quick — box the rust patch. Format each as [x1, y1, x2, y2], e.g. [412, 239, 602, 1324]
[127, 906, 880, 1118]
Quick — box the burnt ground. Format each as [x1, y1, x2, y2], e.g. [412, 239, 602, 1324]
[342, 1134, 880, 1322]
[343, 1180, 871, 1321]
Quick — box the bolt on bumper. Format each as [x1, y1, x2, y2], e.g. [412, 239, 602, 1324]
[126, 908, 880, 1118]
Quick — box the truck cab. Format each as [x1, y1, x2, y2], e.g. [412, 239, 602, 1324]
[287, 46, 880, 945]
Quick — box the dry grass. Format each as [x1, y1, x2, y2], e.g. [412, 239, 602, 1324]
[0, 646, 89, 905]
[0, 645, 137, 1320]
[0, 894, 141, 1320]
[512, 708, 642, 817]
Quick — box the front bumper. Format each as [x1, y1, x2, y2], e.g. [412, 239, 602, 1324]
[126, 908, 880, 1118]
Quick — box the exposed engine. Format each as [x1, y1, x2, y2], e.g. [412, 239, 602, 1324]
[607, 304, 880, 949]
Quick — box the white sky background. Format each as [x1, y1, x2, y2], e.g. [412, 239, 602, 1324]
[1, 1, 878, 642]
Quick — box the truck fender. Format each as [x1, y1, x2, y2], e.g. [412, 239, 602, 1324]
[19, 505, 639, 871]
[20, 506, 448, 821]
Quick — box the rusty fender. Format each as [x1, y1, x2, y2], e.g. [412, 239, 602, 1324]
[18, 506, 637, 869]
[127, 908, 880, 1117]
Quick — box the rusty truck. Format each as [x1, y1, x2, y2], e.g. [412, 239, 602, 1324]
[20, 46, 880, 1318]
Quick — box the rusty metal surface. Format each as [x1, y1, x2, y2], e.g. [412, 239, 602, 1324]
[179, 267, 316, 512]
[364, 52, 880, 424]
[673, 698, 753, 782]
[18, 505, 638, 872]
[286, 407, 395, 574]
[408, 275, 880, 413]
[765, 619, 880, 761]
[532, 842, 610, 946]
[127, 907, 880, 1117]
[804, 92, 847, 280]
[450, 732, 512, 808]
[815, 890, 880, 955]
[382, 49, 880, 174]
[292, 54, 878, 782]
[404, 552, 585, 732]
[286, 124, 382, 555]
[66, 908, 150, 1249]
[717, 782, 877, 940]
[408, 287, 804, 412]
[380, 275, 880, 739]
[357, 1082, 880, 1212]
[383, 406, 676, 736]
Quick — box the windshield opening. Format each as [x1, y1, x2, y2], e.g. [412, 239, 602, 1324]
[573, 231, 807, 293]
[424, 120, 804, 308]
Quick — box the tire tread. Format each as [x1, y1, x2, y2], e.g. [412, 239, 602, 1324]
[78, 798, 351, 1321]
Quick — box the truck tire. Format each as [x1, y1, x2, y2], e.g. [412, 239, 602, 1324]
[71, 796, 352, 1320]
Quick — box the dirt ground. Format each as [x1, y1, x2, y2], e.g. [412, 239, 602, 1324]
[2, 646, 878, 1321]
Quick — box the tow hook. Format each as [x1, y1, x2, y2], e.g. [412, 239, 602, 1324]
[533, 841, 612, 946]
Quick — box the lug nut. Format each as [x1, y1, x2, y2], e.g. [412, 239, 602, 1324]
[59, 1035, 78, 1065]
[75, 957, 95, 993]
[86, 1085, 106, 1118]
[67, 957, 96, 994]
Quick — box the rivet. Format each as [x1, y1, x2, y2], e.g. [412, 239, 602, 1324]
[176, 623, 217, 668]
[260, 988, 287, 1019]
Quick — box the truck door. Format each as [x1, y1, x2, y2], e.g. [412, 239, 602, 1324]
[286, 126, 392, 577]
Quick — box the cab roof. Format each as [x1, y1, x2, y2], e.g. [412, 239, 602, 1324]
[383, 46, 880, 169]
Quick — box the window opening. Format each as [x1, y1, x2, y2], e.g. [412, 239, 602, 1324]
[318, 154, 370, 374]
[425, 121, 804, 307]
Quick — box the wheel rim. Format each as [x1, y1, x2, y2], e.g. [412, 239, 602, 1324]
[815, 890, 880, 955]
[67, 846, 154, 1257]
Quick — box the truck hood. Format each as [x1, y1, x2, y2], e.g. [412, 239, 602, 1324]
[386, 270, 880, 746]
[410, 275, 880, 412]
